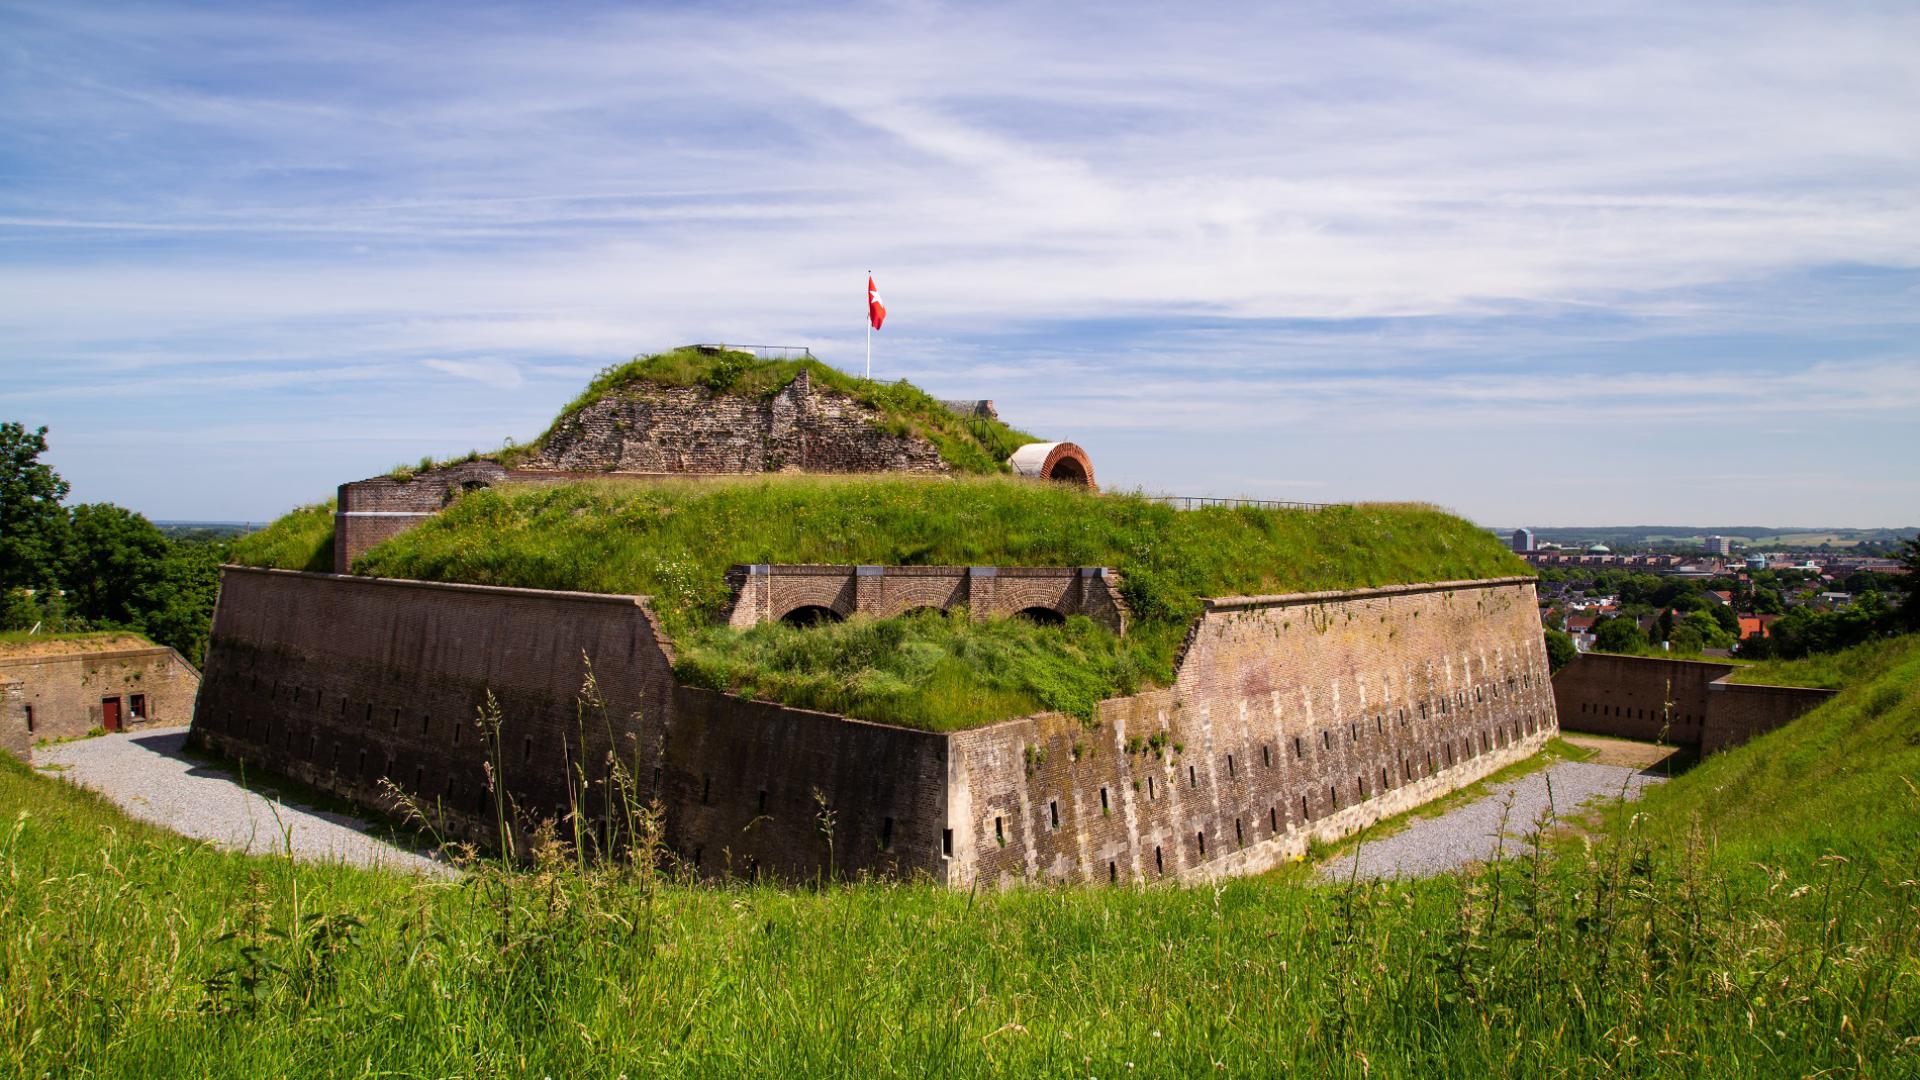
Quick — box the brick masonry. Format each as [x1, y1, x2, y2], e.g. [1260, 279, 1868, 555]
[1, 645, 201, 755]
[723, 564, 1129, 634]
[191, 569, 1560, 884]
[947, 577, 1557, 886]
[1551, 652, 1835, 754]
[190, 567, 678, 841]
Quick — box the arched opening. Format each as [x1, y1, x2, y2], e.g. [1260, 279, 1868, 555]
[1007, 442, 1096, 491]
[1044, 455, 1088, 484]
[1015, 606, 1066, 626]
[780, 605, 845, 628]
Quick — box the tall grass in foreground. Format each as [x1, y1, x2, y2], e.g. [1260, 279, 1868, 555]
[6, 637, 1920, 1077]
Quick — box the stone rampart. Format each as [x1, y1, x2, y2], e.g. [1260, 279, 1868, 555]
[1552, 652, 1836, 753]
[723, 564, 1128, 634]
[524, 370, 948, 476]
[190, 570, 1558, 885]
[190, 567, 676, 840]
[948, 577, 1556, 886]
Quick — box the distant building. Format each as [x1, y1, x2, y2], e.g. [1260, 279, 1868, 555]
[1706, 535, 1732, 556]
[1746, 554, 1768, 571]
[1510, 528, 1536, 553]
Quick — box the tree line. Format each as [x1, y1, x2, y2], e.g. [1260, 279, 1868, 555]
[1, 422, 225, 663]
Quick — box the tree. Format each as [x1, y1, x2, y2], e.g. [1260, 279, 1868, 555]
[64, 503, 170, 628]
[1543, 628, 1578, 673]
[1593, 615, 1645, 655]
[0, 422, 70, 592]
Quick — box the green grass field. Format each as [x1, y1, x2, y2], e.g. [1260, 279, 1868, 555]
[6, 634, 1918, 1076]
[233, 475, 1522, 729]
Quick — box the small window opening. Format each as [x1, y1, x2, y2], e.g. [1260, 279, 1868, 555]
[1155, 845, 1164, 874]
[24, 704, 33, 733]
[1269, 806, 1278, 833]
[1197, 831, 1207, 855]
[1321, 730, 1332, 750]
[701, 774, 711, 804]
[523, 737, 533, 762]
[1049, 800, 1060, 828]
[1188, 764, 1197, 787]
[880, 816, 894, 851]
[1300, 794, 1310, 821]
[1380, 766, 1389, 790]
[1227, 754, 1235, 778]
[1329, 784, 1339, 809]
[995, 816, 1005, 844]
[130, 694, 147, 720]
[391, 708, 399, 731]
[1099, 787, 1110, 813]
[1109, 861, 1118, 883]
[1262, 744, 1271, 768]
[942, 829, 954, 858]
[1234, 818, 1244, 846]
[1293, 736, 1305, 758]
[1147, 775, 1155, 800]
[757, 789, 768, 815]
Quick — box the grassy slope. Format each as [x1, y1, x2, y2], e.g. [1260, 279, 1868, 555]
[6, 636, 1918, 1076]
[1721, 634, 1912, 689]
[291, 476, 1522, 728]
[226, 499, 335, 573]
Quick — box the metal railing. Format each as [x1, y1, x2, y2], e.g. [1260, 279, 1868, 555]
[1150, 495, 1337, 512]
[693, 343, 815, 361]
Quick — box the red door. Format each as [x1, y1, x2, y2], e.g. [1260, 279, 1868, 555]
[101, 697, 121, 733]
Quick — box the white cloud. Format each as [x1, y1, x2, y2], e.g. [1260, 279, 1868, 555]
[420, 358, 524, 390]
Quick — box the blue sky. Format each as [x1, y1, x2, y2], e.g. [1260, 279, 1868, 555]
[3, 1, 1916, 526]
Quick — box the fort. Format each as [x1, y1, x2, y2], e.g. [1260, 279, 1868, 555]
[2, 634, 201, 758]
[188, 346, 1561, 884]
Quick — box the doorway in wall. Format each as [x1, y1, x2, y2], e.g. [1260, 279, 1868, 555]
[101, 697, 121, 733]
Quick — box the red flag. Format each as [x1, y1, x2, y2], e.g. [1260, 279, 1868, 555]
[868, 275, 887, 331]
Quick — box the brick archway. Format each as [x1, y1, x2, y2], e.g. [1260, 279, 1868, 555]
[1007, 442, 1096, 490]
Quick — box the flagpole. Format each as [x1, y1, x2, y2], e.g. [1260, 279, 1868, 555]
[865, 270, 873, 380]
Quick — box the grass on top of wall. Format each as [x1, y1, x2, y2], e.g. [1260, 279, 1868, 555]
[674, 610, 1152, 731]
[281, 475, 1526, 728]
[5, 636, 1919, 1078]
[226, 499, 335, 573]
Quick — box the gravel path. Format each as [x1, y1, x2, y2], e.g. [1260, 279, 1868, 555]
[32, 728, 452, 877]
[1319, 760, 1668, 881]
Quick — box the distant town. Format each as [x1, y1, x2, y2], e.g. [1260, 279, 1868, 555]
[1499, 526, 1916, 660]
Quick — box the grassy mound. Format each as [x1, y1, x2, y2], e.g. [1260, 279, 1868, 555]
[1627, 633, 1920, 862]
[227, 500, 334, 573]
[235, 475, 1523, 728]
[388, 347, 1040, 479]
[6, 635, 1918, 1076]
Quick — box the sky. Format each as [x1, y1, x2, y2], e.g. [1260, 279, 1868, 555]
[2, 1, 1917, 527]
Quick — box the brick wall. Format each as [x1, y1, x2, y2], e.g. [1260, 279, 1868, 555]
[1552, 652, 1836, 753]
[723, 564, 1129, 634]
[1703, 680, 1837, 754]
[0, 646, 201, 751]
[190, 567, 677, 843]
[947, 578, 1557, 886]
[524, 370, 949, 476]
[334, 460, 509, 572]
[1551, 654, 1730, 745]
[1, 681, 25, 759]
[663, 687, 949, 881]
[191, 569, 1561, 886]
